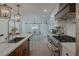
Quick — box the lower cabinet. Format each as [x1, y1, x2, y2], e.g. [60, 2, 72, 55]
[8, 39, 29, 56]
[61, 44, 75, 56]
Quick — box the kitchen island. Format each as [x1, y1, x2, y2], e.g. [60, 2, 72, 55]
[0, 33, 32, 56]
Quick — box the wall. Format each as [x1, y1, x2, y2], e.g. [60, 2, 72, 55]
[22, 15, 48, 36]
[57, 19, 76, 37]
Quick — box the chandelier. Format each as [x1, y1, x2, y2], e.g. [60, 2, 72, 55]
[0, 4, 12, 19]
[15, 5, 22, 22]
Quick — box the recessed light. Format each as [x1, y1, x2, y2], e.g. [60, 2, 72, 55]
[43, 9, 47, 12]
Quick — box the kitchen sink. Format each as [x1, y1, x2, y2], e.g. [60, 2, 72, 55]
[8, 37, 25, 43]
[2, 37, 25, 43]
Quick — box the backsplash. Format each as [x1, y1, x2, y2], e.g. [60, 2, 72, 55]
[58, 19, 76, 37]
[65, 19, 76, 37]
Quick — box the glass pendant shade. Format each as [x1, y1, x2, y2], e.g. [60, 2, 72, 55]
[0, 4, 12, 19]
[15, 5, 22, 22]
[15, 13, 22, 22]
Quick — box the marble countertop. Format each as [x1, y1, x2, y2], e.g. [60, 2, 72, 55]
[0, 33, 32, 56]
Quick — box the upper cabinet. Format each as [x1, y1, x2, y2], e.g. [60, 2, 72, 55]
[55, 3, 76, 20]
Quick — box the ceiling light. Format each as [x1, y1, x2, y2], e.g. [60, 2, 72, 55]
[0, 4, 12, 19]
[43, 9, 47, 12]
[14, 5, 22, 22]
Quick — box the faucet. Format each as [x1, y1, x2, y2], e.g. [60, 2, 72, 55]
[7, 19, 15, 42]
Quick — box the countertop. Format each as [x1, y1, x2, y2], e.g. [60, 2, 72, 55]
[0, 33, 32, 56]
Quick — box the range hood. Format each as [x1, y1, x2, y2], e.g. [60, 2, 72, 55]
[55, 3, 76, 20]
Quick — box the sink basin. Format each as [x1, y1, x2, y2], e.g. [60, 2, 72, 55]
[8, 37, 25, 43]
[1, 37, 25, 43]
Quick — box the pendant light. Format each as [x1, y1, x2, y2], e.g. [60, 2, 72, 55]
[0, 4, 12, 19]
[15, 4, 22, 22]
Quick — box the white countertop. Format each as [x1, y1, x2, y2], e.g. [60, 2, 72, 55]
[0, 33, 32, 56]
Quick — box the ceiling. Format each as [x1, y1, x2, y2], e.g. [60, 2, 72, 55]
[7, 3, 58, 21]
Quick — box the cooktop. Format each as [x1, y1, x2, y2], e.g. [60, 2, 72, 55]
[53, 35, 75, 42]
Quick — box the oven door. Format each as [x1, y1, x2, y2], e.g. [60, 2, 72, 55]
[48, 43, 54, 55]
[48, 42, 61, 56]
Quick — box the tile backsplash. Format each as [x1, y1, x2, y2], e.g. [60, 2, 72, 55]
[65, 20, 76, 37]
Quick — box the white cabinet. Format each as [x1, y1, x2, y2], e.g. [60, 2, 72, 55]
[61, 43, 75, 56]
[62, 45, 72, 56]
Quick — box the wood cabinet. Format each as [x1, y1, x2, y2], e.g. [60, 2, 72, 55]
[9, 48, 19, 56]
[55, 3, 76, 20]
[8, 39, 29, 56]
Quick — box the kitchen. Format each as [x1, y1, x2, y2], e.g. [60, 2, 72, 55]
[0, 3, 78, 56]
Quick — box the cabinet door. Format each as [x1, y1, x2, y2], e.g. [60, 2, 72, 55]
[26, 40, 29, 56]
[9, 40, 29, 56]
[22, 41, 27, 56]
[18, 46, 24, 56]
[9, 48, 19, 56]
[20, 40, 29, 56]
[62, 45, 75, 56]
[9, 51, 16, 56]
[62, 46, 69, 56]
